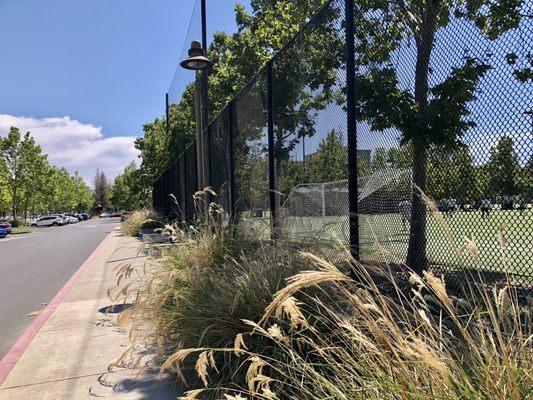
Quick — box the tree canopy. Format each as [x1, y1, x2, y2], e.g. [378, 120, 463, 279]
[110, 161, 145, 211]
[0, 127, 95, 219]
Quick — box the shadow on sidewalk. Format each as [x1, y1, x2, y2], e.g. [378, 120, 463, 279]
[97, 368, 180, 399]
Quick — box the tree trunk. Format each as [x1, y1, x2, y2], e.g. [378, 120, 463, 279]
[407, 142, 429, 273]
[12, 185, 17, 222]
[406, 0, 439, 275]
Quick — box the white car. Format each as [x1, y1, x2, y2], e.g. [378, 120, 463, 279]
[50, 214, 68, 224]
[64, 215, 78, 224]
[99, 213, 110, 218]
[31, 215, 64, 227]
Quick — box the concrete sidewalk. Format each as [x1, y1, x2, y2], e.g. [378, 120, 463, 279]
[0, 229, 177, 399]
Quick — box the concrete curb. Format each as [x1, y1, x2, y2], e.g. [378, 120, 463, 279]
[0, 230, 116, 385]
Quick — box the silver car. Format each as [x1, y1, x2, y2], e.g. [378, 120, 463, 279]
[30, 215, 64, 227]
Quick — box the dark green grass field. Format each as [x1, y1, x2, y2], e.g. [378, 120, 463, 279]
[270, 209, 532, 281]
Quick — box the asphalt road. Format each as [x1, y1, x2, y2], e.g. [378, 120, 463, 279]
[0, 218, 120, 359]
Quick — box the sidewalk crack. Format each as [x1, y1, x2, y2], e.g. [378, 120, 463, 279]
[0, 368, 127, 391]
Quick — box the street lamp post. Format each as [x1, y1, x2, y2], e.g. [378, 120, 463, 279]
[180, 40, 213, 191]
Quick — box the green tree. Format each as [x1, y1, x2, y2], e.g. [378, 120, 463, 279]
[428, 145, 477, 200]
[307, 130, 348, 183]
[48, 167, 74, 212]
[0, 127, 47, 221]
[111, 161, 142, 210]
[135, 100, 196, 185]
[370, 147, 388, 173]
[0, 127, 99, 216]
[351, 0, 523, 272]
[488, 135, 519, 196]
[388, 146, 413, 170]
[71, 172, 94, 211]
[0, 173, 9, 215]
[93, 169, 111, 209]
[20, 147, 49, 219]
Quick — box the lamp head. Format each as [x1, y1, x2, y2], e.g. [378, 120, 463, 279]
[180, 40, 213, 70]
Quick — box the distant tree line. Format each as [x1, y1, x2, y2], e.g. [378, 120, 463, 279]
[0, 127, 94, 221]
[270, 131, 531, 203]
[0, 126, 151, 220]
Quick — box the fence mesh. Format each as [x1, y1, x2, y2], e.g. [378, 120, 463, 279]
[154, 0, 532, 294]
[167, 0, 202, 105]
[207, 108, 231, 220]
[424, 15, 532, 288]
[353, 6, 532, 290]
[232, 70, 270, 235]
[177, 156, 186, 220]
[272, 0, 349, 252]
[183, 141, 198, 223]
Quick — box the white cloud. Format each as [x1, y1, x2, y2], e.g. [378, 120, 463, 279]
[0, 114, 140, 185]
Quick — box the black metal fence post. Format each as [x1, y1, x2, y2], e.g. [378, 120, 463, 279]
[165, 93, 170, 135]
[170, 162, 176, 219]
[266, 61, 278, 240]
[152, 178, 158, 212]
[227, 101, 237, 223]
[345, 0, 360, 261]
[158, 179, 162, 212]
[200, 0, 210, 190]
[161, 171, 167, 217]
[200, 0, 207, 52]
[183, 150, 189, 223]
[206, 125, 212, 189]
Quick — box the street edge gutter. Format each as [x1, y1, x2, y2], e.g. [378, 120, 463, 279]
[0, 229, 117, 385]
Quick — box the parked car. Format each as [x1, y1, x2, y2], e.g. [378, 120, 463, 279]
[31, 215, 64, 227]
[64, 214, 79, 224]
[99, 212, 110, 218]
[0, 226, 7, 238]
[110, 211, 121, 218]
[56, 214, 73, 224]
[49, 214, 68, 224]
[81, 213, 90, 220]
[0, 220, 13, 234]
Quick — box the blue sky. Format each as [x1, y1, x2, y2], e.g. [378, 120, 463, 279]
[0, 0, 247, 183]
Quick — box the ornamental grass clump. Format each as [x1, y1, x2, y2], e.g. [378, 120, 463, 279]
[169, 253, 532, 400]
[114, 190, 338, 389]
[117, 190, 531, 399]
[121, 209, 162, 237]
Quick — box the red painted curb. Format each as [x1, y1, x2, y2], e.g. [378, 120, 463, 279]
[0, 230, 116, 385]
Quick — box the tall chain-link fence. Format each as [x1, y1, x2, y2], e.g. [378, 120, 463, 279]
[153, 0, 532, 294]
[233, 70, 271, 235]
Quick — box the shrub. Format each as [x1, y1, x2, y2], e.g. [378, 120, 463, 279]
[121, 209, 162, 237]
